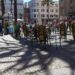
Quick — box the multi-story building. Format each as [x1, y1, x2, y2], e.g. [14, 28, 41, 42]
[29, 0, 59, 24]
[4, 0, 24, 19]
[59, 0, 75, 19]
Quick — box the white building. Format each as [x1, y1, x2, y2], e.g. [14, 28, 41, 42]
[4, 0, 24, 19]
[29, 0, 59, 24]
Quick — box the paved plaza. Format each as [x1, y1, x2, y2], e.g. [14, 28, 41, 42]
[0, 33, 75, 75]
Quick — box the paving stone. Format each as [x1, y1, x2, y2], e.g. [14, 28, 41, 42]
[0, 34, 74, 75]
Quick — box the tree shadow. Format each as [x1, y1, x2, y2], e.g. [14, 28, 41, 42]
[0, 38, 75, 75]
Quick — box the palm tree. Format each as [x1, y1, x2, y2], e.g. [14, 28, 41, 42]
[1, 0, 5, 26]
[42, 0, 53, 24]
[14, 0, 17, 24]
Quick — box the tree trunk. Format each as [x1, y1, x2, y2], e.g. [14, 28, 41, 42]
[1, 0, 5, 26]
[47, 5, 50, 24]
[10, 0, 13, 13]
[14, 0, 17, 24]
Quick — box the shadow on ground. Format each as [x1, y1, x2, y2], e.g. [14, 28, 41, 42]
[0, 38, 75, 75]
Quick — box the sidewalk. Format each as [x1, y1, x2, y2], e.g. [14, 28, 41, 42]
[0, 35, 75, 75]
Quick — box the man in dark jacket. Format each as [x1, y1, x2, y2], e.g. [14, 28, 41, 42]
[14, 23, 20, 39]
[0, 23, 2, 35]
[72, 20, 75, 40]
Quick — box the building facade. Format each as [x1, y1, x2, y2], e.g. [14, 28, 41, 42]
[59, 0, 75, 19]
[4, 0, 24, 19]
[29, 0, 59, 24]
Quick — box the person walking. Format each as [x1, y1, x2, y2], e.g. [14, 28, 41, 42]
[20, 24, 24, 38]
[33, 24, 38, 39]
[0, 23, 2, 35]
[38, 25, 47, 47]
[4, 21, 9, 35]
[22, 23, 28, 37]
[8, 23, 14, 36]
[14, 22, 20, 39]
[71, 20, 75, 40]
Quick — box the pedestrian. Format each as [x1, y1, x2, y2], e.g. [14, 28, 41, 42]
[38, 25, 47, 47]
[22, 23, 28, 37]
[68, 18, 72, 34]
[19, 24, 24, 38]
[14, 22, 20, 39]
[33, 24, 38, 39]
[71, 20, 75, 40]
[0, 23, 2, 35]
[59, 20, 67, 39]
[4, 21, 9, 35]
[8, 23, 14, 36]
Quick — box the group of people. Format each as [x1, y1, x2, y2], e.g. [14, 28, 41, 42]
[0, 18, 75, 44]
[0, 21, 28, 39]
[55, 19, 75, 40]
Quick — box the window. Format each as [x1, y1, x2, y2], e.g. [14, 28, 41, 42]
[37, 9, 39, 12]
[55, 4, 58, 7]
[41, 14, 45, 17]
[50, 15, 53, 17]
[55, 9, 58, 12]
[54, 15, 58, 17]
[47, 9, 49, 12]
[34, 9, 36, 12]
[41, 9, 45, 12]
[37, 3, 39, 6]
[41, 1, 44, 6]
[34, 14, 36, 17]
[50, 9, 53, 12]
[47, 14, 49, 17]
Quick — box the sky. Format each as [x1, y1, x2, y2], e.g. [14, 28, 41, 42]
[24, 0, 59, 2]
